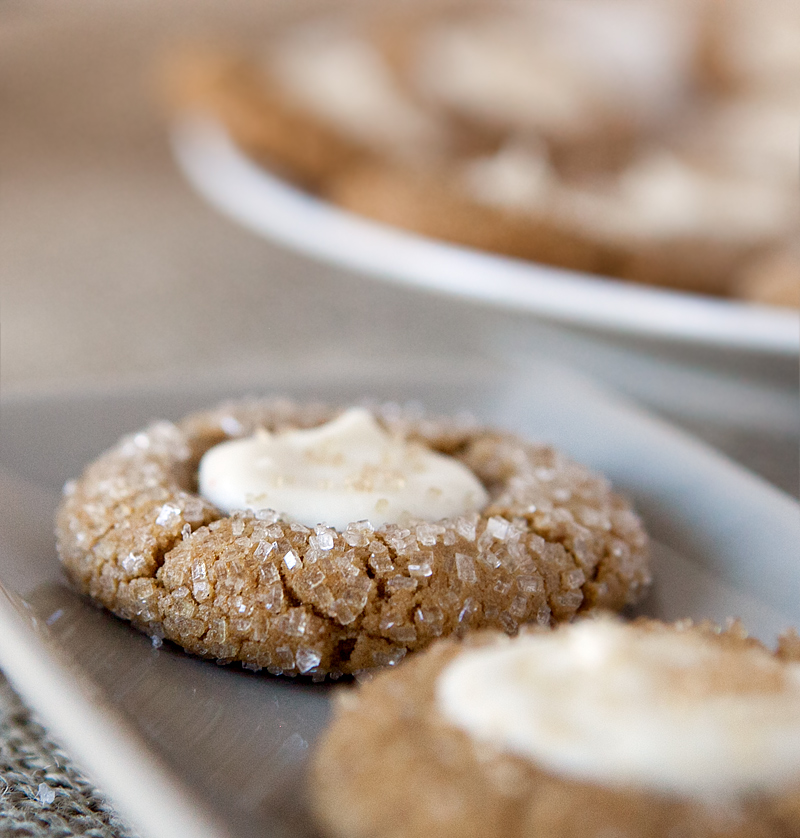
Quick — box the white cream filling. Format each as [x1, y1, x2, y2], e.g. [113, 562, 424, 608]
[550, 151, 793, 242]
[413, 2, 697, 136]
[437, 620, 800, 800]
[414, 18, 594, 137]
[267, 27, 449, 162]
[461, 140, 554, 212]
[198, 408, 488, 530]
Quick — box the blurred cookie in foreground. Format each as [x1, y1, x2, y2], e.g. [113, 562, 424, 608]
[164, 0, 799, 304]
[56, 400, 650, 678]
[312, 617, 800, 838]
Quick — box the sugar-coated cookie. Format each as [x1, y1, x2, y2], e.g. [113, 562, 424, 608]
[312, 618, 800, 838]
[56, 400, 650, 678]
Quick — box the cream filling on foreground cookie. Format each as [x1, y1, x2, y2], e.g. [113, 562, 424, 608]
[198, 408, 488, 529]
[436, 620, 800, 800]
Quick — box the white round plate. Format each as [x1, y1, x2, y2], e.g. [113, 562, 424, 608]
[172, 115, 798, 357]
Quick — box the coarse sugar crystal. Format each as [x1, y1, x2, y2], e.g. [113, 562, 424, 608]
[368, 543, 394, 574]
[313, 525, 336, 550]
[477, 550, 501, 570]
[551, 590, 583, 612]
[155, 503, 182, 528]
[275, 646, 295, 670]
[455, 552, 477, 584]
[508, 595, 528, 618]
[334, 552, 360, 578]
[458, 598, 478, 623]
[264, 521, 284, 541]
[36, 783, 56, 807]
[332, 599, 357, 625]
[499, 612, 518, 633]
[407, 562, 433, 582]
[516, 574, 543, 594]
[259, 584, 284, 612]
[486, 516, 512, 541]
[562, 568, 586, 590]
[191, 559, 211, 601]
[295, 647, 322, 674]
[388, 624, 417, 643]
[379, 610, 399, 632]
[148, 421, 191, 460]
[170, 592, 195, 619]
[283, 549, 300, 571]
[454, 514, 478, 542]
[415, 605, 444, 636]
[259, 561, 280, 585]
[372, 647, 406, 667]
[315, 585, 335, 609]
[232, 595, 249, 615]
[415, 522, 444, 546]
[121, 552, 146, 575]
[343, 575, 371, 606]
[343, 520, 373, 547]
[303, 544, 323, 564]
[279, 608, 308, 637]
[255, 539, 277, 559]
[305, 567, 326, 589]
[387, 575, 418, 592]
[477, 528, 495, 552]
[183, 496, 209, 523]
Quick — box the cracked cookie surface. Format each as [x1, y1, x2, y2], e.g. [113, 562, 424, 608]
[55, 400, 650, 677]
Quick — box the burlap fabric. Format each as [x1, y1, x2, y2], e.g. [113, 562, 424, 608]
[0, 672, 135, 838]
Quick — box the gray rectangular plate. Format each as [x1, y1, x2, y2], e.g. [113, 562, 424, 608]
[1, 361, 798, 838]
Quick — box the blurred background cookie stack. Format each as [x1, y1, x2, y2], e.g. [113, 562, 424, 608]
[166, 0, 800, 304]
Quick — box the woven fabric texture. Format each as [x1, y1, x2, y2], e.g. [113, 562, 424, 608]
[0, 672, 136, 838]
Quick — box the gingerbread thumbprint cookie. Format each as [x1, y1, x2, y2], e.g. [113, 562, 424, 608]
[312, 618, 800, 838]
[56, 401, 650, 678]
